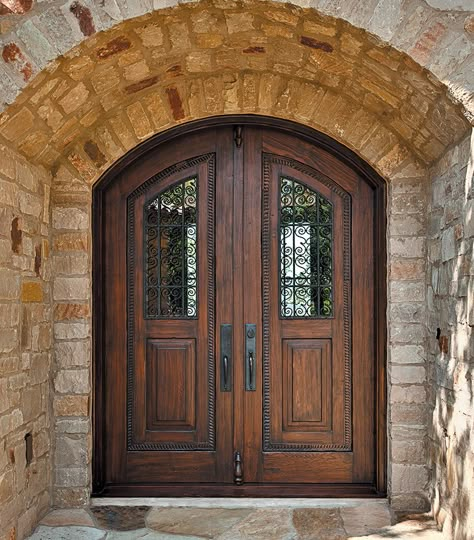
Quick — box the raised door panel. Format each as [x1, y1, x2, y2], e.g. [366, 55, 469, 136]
[129, 157, 215, 452]
[146, 339, 195, 432]
[282, 339, 331, 432]
[262, 154, 351, 453]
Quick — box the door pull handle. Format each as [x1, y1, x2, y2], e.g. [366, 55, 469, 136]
[220, 324, 232, 392]
[223, 355, 229, 391]
[248, 352, 254, 390]
[245, 324, 256, 391]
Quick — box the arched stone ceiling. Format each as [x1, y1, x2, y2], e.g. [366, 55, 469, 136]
[0, 0, 473, 120]
[0, 0, 470, 185]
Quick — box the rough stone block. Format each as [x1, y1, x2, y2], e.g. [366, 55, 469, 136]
[390, 281, 425, 303]
[390, 303, 425, 323]
[52, 207, 89, 230]
[54, 369, 90, 394]
[54, 395, 89, 416]
[391, 403, 428, 426]
[390, 237, 425, 258]
[55, 340, 90, 368]
[19, 191, 42, 218]
[53, 277, 90, 301]
[391, 365, 426, 385]
[54, 322, 90, 340]
[390, 385, 427, 404]
[441, 227, 456, 262]
[21, 281, 44, 303]
[391, 464, 429, 493]
[55, 467, 88, 488]
[55, 435, 88, 467]
[56, 417, 89, 434]
[0, 328, 18, 353]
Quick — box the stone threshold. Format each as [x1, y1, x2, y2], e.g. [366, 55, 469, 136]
[91, 497, 388, 509]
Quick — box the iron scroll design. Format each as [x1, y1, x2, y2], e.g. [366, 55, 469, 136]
[145, 177, 198, 319]
[126, 154, 216, 451]
[279, 176, 333, 318]
[262, 153, 352, 452]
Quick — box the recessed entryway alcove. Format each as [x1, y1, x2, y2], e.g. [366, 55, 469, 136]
[0, 1, 472, 537]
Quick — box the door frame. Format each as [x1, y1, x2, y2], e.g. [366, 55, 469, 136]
[92, 115, 387, 497]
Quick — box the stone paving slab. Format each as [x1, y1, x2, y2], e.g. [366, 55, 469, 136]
[40, 510, 96, 528]
[28, 526, 106, 540]
[147, 508, 252, 538]
[26, 504, 442, 540]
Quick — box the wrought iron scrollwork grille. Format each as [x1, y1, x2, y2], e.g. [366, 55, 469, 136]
[279, 176, 333, 318]
[145, 177, 198, 318]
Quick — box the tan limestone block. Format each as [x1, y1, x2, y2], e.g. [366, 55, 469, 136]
[127, 102, 153, 139]
[91, 65, 120, 94]
[59, 83, 90, 115]
[18, 131, 50, 159]
[225, 13, 254, 34]
[261, 22, 294, 39]
[303, 19, 337, 38]
[54, 395, 89, 417]
[196, 33, 224, 48]
[109, 114, 138, 149]
[123, 60, 151, 82]
[134, 23, 164, 48]
[168, 22, 191, 50]
[143, 93, 170, 129]
[53, 232, 89, 252]
[21, 281, 43, 303]
[263, 10, 299, 26]
[0, 108, 34, 142]
[54, 303, 90, 321]
[67, 153, 97, 182]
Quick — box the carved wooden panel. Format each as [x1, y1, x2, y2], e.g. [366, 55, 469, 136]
[126, 154, 215, 451]
[262, 153, 352, 452]
[282, 339, 331, 432]
[146, 339, 196, 431]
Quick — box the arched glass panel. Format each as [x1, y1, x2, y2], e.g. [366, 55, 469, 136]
[145, 177, 197, 318]
[280, 177, 333, 318]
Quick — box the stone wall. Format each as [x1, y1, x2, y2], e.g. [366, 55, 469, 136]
[0, 0, 472, 121]
[0, 1, 471, 538]
[427, 131, 474, 540]
[388, 169, 430, 512]
[0, 144, 53, 540]
[51, 166, 91, 508]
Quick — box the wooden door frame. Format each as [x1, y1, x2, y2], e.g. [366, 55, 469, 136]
[92, 115, 387, 497]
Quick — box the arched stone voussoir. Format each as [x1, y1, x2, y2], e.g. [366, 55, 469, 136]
[0, 0, 473, 119]
[0, 0, 469, 183]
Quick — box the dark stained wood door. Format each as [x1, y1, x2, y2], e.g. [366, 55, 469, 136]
[94, 120, 385, 496]
[240, 129, 376, 489]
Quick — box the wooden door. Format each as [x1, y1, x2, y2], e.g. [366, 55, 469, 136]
[94, 120, 385, 496]
[240, 128, 377, 492]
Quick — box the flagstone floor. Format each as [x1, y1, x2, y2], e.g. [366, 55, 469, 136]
[26, 500, 443, 539]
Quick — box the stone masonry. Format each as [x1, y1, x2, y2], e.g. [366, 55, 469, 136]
[427, 131, 474, 540]
[0, 1, 472, 539]
[0, 144, 53, 540]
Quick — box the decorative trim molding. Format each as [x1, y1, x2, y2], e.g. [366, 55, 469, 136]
[262, 153, 352, 452]
[126, 153, 216, 451]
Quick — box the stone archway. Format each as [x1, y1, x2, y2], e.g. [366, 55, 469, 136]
[0, 1, 472, 538]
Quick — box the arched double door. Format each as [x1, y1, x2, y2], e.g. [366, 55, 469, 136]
[93, 119, 386, 496]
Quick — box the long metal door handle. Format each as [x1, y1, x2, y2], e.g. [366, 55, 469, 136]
[245, 324, 256, 391]
[248, 352, 254, 389]
[223, 355, 229, 391]
[220, 324, 232, 392]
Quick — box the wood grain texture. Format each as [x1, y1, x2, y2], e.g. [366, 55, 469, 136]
[92, 116, 387, 496]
